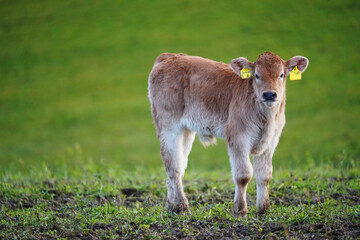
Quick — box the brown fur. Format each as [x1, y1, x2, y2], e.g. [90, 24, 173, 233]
[148, 52, 309, 217]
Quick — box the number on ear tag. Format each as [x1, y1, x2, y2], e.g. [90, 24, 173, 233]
[290, 66, 301, 80]
[240, 68, 253, 79]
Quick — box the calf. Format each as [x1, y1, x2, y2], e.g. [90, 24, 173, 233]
[148, 52, 309, 217]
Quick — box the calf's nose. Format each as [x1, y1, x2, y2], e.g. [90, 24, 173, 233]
[263, 91, 277, 101]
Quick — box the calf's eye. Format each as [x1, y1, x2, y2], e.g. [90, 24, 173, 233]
[255, 74, 259, 79]
[280, 73, 284, 78]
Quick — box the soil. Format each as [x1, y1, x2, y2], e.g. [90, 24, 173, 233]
[1, 183, 359, 239]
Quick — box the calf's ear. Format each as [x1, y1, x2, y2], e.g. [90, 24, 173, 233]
[230, 57, 254, 77]
[285, 56, 309, 73]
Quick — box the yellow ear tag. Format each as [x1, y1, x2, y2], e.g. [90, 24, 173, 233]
[290, 66, 301, 80]
[240, 68, 253, 79]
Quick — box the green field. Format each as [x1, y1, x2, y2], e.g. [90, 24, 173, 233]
[1, 0, 359, 175]
[0, 0, 359, 238]
[0, 167, 358, 239]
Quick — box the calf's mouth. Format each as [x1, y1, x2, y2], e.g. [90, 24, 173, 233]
[263, 100, 278, 108]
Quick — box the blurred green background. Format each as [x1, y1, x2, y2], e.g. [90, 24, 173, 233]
[1, 0, 359, 176]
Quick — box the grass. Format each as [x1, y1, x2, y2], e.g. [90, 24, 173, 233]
[1, 161, 359, 239]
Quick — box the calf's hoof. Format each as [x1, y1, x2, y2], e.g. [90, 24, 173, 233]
[233, 202, 247, 218]
[257, 202, 270, 215]
[165, 198, 190, 214]
[233, 209, 247, 218]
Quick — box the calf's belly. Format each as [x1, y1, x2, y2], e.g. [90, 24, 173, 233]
[180, 117, 226, 140]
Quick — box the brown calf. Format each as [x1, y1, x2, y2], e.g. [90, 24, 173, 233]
[148, 52, 309, 217]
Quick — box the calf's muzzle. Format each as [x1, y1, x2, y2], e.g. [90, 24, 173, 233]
[262, 91, 277, 102]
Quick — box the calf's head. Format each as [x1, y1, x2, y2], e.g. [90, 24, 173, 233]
[231, 52, 309, 109]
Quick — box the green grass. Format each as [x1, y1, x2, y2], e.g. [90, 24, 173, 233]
[1, 163, 359, 239]
[0, 0, 360, 174]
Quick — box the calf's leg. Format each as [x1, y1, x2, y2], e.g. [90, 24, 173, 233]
[252, 150, 273, 214]
[159, 127, 194, 214]
[228, 144, 253, 218]
[181, 128, 196, 172]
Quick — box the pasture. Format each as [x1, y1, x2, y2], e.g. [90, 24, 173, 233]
[0, 0, 359, 238]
